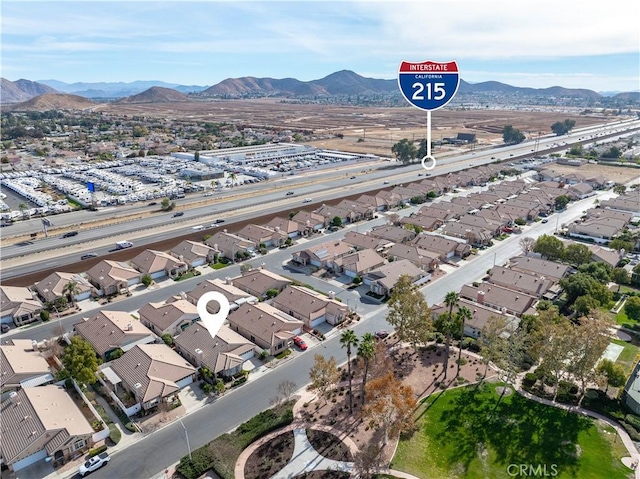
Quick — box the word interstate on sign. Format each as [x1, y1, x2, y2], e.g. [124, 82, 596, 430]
[197, 291, 231, 339]
[406, 61, 455, 72]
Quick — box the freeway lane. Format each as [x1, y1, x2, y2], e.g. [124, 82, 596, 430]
[82, 191, 619, 479]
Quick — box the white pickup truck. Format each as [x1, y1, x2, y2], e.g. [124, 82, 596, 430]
[78, 452, 110, 476]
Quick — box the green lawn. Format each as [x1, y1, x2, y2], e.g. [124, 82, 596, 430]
[611, 339, 639, 375]
[391, 383, 632, 479]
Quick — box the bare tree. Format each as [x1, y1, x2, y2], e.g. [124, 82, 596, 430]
[271, 379, 297, 408]
[353, 439, 385, 478]
[309, 354, 340, 404]
[519, 236, 536, 255]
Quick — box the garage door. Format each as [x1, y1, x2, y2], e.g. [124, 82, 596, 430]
[176, 375, 194, 389]
[310, 316, 325, 328]
[12, 449, 47, 471]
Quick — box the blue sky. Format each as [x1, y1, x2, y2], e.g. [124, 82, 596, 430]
[2, 1, 639, 92]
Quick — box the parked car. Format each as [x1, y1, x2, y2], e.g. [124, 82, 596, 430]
[1, 324, 10, 334]
[541, 218, 548, 223]
[78, 452, 110, 477]
[62, 231, 78, 238]
[293, 336, 308, 351]
[375, 330, 390, 340]
[81, 253, 98, 260]
[173, 211, 184, 217]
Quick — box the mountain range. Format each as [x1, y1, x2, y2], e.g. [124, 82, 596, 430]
[1, 70, 638, 106]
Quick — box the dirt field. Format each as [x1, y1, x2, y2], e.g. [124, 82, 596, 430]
[97, 98, 618, 158]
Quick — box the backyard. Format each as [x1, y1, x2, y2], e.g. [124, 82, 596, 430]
[390, 382, 633, 479]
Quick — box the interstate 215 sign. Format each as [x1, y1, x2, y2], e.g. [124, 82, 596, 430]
[398, 60, 460, 111]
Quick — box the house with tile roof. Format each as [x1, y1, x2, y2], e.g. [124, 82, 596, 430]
[84, 260, 141, 296]
[0, 340, 53, 391]
[266, 216, 304, 238]
[399, 213, 444, 232]
[387, 243, 439, 271]
[487, 266, 555, 299]
[174, 322, 256, 378]
[236, 224, 278, 247]
[292, 240, 354, 269]
[460, 283, 537, 317]
[507, 256, 571, 281]
[104, 344, 196, 412]
[138, 300, 199, 336]
[73, 311, 156, 360]
[368, 225, 416, 244]
[232, 268, 292, 300]
[0, 386, 95, 472]
[34, 272, 95, 305]
[432, 298, 519, 339]
[333, 249, 387, 279]
[130, 249, 188, 280]
[342, 231, 390, 252]
[290, 210, 326, 231]
[205, 230, 256, 262]
[363, 259, 429, 297]
[271, 285, 348, 329]
[170, 240, 217, 268]
[335, 199, 376, 221]
[410, 233, 471, 260]
[227, 302, 302, 355]
[0, 286, 43, 327]
[440, 222, 493, 246]
[183, 278, 257, 312]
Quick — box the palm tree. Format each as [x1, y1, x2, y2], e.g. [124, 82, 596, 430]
[62, 280, 80, 309]
[340, 329, 359, 414]
[444, 291, 459, 317]
[357, 333, 376, 405]
[455, 306, 473, 377]
[228, 172, 237, 186]
[434, 312, 461, 380]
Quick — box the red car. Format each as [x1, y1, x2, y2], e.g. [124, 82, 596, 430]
[293, 336, 308, 351]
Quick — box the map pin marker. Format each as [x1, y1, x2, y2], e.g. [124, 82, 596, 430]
[197, 291, 230, 339]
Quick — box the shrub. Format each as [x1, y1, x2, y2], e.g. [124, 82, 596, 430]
[621, 422, 640, 442]
[125, 422, 137, 432]
[523, 373, 537, 388]
[88, 444, 108, 457]
[161, 333, 174, 346]
[456, 357, 467, 366]
[40, 310, 50, 321]
[109, 424, 122, 444]
[177, 447, 216, 479]
[625, 414, 640, 432]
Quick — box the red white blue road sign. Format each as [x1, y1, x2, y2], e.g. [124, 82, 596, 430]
[398, 60, 460, 111]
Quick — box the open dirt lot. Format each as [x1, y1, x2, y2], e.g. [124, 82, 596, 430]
[98, 98, 616, 158]
[539, 162, 640, 185]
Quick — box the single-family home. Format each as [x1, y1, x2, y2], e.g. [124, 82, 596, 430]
[130, 249, 188, 280]
[460, 283, 537, 317]
[85, 260, 141, 296]
[387, 244, 439, 271]
[368, 225, 416, 244]
[355, 193, 392, 211]
[291, 210, 326, 231]
[410, 234, 471, 260]
[184, 278, 257, 312]
[566, 183, 595, 200]
[106, 344, 196, 412]
[335, 199, 376, 221]
[586, 244, 625, 268]
[0, 386, 96, 472]
[0, 339, 53, 391]
[34, 272, 95, 305]
[0, 286, 43, 327]
[175, 322, 256, 378]
[363, 259, 429, 297]
[314, 204, 357, 226]
[399, 213, 444, 232]
[232, 268, 292, 300]
[487, 266, 554, 299]
[440, 222, 493, 246]
[73, 311, 156, 360]
[342, 231, 390, 252]
[236, 224, 278, 247]
[227, 302, 303, 355]
[598, 194, 640, 214]
[292, 240, 354, 269]
[266, 217, 303, 238]
[138, 300, 199, 336]
[333, 249, 387, 278]
[508, 256, 571, 282]
[271, 285, 348, 329]
[568, 215, 630, 244]
[170, 240, 217, 268]
[205, 231, 256, 262]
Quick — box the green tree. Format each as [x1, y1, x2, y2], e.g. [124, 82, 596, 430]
[340, 330, 359, 414]
[551, 119, 576, 136]
[357, 333, 376, 406]
[625, 296, 640, 321]
[539, 318, 574, 402]
[609, 238, 634, 253]
[596, 359, 627, 394]
[563, 243, 592, 266]
[502, 125, 525, 145]
[391, 138, 417, 164]
[62, 280, 80, 308]
[533, 234, 564, 261]
[612, 267, 630, 292]
[578, 261, 612, 283]
[331, 216, 343, 228]
[161, 198, 175, 211]
[613, 184, 627, 195]
[573, 295, 601, 317]
[455, 306, 473, 377]
[141, 274, 153, 287]
[601, 146, 621, 159]
[62, 336, 100, 385]
[554, 195, 570, 210]
[161, 333, 174, 346]
[560, 272, 612, 308]
[386, 275, 433, 349]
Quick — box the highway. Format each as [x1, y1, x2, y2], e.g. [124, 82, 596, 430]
[1, 118, 638, 282]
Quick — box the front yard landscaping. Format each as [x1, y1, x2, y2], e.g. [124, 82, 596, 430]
[390, 382, 632, 479]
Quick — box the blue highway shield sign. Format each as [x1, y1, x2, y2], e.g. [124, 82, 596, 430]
[398, 60, 460, 111]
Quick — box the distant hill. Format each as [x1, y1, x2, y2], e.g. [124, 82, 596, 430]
[37, 79, 209, 99]
[1, 78, 58, 103]
[114, 86, 191, 104]
[3, 93, 98, 111]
